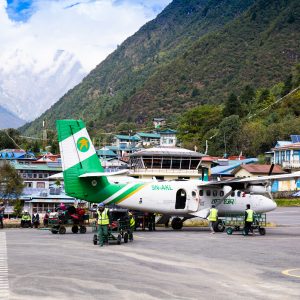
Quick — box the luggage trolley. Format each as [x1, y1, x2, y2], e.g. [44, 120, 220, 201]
[224, 213, 267, 236]
[93, 209, 133, 245]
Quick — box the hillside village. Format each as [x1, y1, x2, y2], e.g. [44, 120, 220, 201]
[1, 116, 300, 218]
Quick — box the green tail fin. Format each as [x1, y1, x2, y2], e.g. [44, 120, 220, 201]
[56, 119, 109, 199]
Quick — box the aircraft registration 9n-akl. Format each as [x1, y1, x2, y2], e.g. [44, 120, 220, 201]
[57, 120, 300, 231]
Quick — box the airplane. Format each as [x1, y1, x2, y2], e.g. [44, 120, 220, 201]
[56, 119, 300, 231]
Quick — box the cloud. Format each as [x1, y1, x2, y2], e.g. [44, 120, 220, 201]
[0, 0, 172, 72]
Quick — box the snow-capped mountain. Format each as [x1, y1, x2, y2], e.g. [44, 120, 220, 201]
[0, 49, 86, 123]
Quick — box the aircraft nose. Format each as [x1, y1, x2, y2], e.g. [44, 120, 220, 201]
[265, 197, 277, 212]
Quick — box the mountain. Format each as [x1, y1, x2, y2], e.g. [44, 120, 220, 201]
[0, 49, 86, 122]
[0, 105, 25, 129]
[22, 0, 300, 135]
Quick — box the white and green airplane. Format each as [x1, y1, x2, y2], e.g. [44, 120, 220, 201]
[57, 119, 297, 230]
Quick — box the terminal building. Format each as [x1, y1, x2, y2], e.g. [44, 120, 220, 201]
[128, 147, 212, 181]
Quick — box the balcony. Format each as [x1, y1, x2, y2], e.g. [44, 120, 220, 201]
[282, 160, 300, 169]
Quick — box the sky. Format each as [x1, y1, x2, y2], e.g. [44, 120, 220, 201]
[0, 0, 172, 72]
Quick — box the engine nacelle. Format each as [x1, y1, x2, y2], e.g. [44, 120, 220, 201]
[246, 185, 271, 195]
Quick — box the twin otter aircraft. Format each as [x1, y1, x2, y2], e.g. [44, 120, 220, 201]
[57, 120, 297, 230]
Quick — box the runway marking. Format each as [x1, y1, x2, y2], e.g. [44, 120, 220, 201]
[282, 268, 300, 278]
[0, 232, 9, 299]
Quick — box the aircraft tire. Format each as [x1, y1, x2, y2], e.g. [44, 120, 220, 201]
[79, 226, 87, 234]
[171, 217, 183, 230]
[93, 234, 98, 245]
[213, 220, 225, 232]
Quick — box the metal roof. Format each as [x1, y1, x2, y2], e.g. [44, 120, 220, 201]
[130, 147, 204, 158]
[115, 135, 140, 141]
[136, 132, 160, 139]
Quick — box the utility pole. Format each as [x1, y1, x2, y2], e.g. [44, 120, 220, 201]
[42, 120, 47, 151]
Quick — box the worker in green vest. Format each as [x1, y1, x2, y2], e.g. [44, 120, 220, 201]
[21, 211, 32, 228]
[97, 203, 110, 247]
[208, 205, 218, 234]
[244, 204, 254, 235]
[128, 211, 135, 237]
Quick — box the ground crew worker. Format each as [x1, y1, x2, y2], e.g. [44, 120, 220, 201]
[128, 211, 135, 235]
[21, 211, 32, 228]
[245, 204, 254, 235]
[97, 203, 110, 247]
[0, 202, 5, 229]
[208, 205, 218, 234]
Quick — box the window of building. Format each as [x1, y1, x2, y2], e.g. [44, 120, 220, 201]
[26, 182, 33, 188]
[37, 182, 45, 188]
[38, 173, 43, 179]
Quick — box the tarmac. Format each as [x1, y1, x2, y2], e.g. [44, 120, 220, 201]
[2, 207, 300, 300]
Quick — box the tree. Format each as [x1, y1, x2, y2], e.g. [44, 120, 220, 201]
[281, 74, 293, 96]
[177, 104, 222, 149]
[0, 162, 24, 203]
[223, 93, 242, 117]
[218, 115, 241, 156]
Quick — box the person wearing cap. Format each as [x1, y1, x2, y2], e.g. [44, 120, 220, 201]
[207, 205, 218, 234]
[128, 211, 135, 235]
[0, 202, 5, 229]
[97, 203, 110, 247]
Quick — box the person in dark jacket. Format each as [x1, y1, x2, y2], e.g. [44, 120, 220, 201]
[0, 202, 5, 229]
[32, 210, 40, 228]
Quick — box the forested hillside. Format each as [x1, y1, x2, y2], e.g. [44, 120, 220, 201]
[22, 0, 300, 145]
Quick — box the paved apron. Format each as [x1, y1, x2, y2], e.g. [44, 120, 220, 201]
[0, 232, 9, 299]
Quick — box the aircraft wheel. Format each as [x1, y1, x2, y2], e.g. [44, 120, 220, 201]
[123, 232, 129, 243]
[59, 226, 66, 234]
[259, 227, 266, 235]
[226, 227, 233, 235]
[79, 226, 87, 234]
[72, 225, 79, 234]
[214, 220, 225, 232]
[171, 217, 183, 230]
[117, 234, 122, 245]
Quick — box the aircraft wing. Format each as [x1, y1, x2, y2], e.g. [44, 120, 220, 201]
[199, 172, 300, 190]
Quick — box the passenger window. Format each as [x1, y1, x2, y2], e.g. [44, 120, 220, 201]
[231, 191, 235, 197]
[199, 190, 203, 196]
[192, 191, 197, 197]
[206, 190, 211, 196]
[213, 190, 218, 197]
[220, 191, 224, 197]
[237, 191, 241, 197]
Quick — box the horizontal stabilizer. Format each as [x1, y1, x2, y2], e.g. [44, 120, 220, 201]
[79, 170, 129, 177]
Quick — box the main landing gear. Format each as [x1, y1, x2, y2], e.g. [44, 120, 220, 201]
[213, 219, 225, 232]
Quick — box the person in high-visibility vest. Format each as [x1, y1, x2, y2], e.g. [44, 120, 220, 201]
[244, 204, 255, 235]
[207, 205, 218, 234]
[97, 203, 110, 247]
[21, 211, 32, 228]
[128, 211, 135, 235]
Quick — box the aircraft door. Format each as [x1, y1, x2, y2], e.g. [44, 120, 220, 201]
[188, 190, 200, 212]
[175, 189, 187, 209]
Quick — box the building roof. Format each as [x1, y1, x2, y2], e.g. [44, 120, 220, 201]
[130, 147, 204, 158]
[96, 149, 118, 157]
[233, 164, 285, 175]
[159, 129, 177, 135]
[136, 132, 160, 139]
[272, 142, 300, 151]
[211, 158, 258, 176]
[115, 135, 140, 141]
[274, 141, 292, 148]
[0, 149, 36, 160]
[12, 162, 62, 172]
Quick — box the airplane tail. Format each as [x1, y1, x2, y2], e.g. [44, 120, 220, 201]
[56, 119, 109, 200]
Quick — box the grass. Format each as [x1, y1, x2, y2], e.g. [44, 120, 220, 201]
[275, 198, 300, 207]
